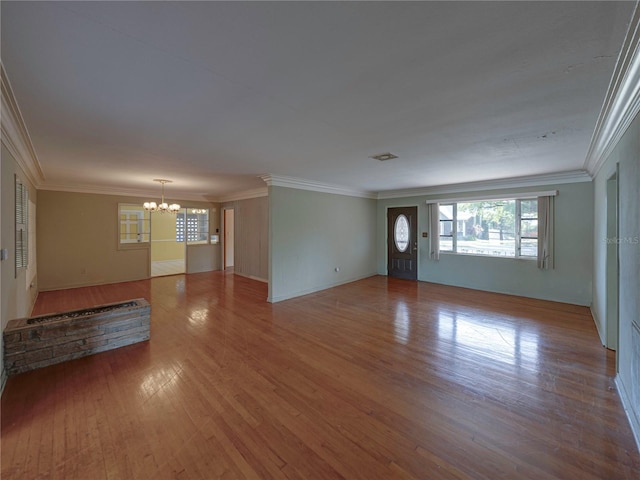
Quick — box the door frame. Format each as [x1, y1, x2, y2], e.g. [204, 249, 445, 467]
[223, 207, 235, 270]
[387, 206, 419, 280]
[149, 208, 187, 277]
[605, 168, 619, 361]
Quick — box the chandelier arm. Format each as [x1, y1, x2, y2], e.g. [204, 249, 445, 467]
[143, 179, 180, 214]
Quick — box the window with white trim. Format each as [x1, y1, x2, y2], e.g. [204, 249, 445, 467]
[438, 198, 538, 258]
[118, 204, 150, 245]
[15, 175, 28, 273]
[176, 209, 209, 245]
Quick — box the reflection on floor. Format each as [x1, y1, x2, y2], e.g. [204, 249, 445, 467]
[151, 259, 185, 277]
[5, 274, 639, 479]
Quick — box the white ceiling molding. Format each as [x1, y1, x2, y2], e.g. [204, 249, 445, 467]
[39, 183, 214, 203]
[0, 63, 45, 187]
[216, 187, 268, 203]
[377, 170, 592, 200]
[584, 3, 640, 176]
[261, 174, 377, 199]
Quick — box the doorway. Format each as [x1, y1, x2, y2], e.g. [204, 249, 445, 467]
[606, 170, 619, 357]
[150, 209, 186, 277]
[224, 208, 234, 270]
[387, 207, 418, 280]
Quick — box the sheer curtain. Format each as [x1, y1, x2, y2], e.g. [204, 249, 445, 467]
[537, 196, 554, 269]
[429, 202, 440, 260]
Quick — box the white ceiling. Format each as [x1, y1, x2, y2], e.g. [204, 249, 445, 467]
[1, 1, 635, 201]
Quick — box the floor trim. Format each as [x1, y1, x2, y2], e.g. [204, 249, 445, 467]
[616, 375, 640, 453]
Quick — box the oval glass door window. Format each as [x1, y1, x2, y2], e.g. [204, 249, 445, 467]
[394, 214, 409, 252]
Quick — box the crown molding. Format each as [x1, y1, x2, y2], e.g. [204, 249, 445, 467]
[0, 63, 45, 187]
[216, 187, 268, 203]
[584, 3, 640, 176]
[261, 174, 377, 199]
[39, 181, 267, 204]
[376, 170, 592, 200]
[39, 183, 214, 203]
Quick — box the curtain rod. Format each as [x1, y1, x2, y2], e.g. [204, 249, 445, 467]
[425, 190, 558, 204]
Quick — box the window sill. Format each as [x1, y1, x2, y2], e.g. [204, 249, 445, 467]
[438, 251, 537, 261]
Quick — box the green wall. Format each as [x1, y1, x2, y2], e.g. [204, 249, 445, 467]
[376, 181, 594, 305]
[593, 111, 640, 444]
[269, 186, 377, 302]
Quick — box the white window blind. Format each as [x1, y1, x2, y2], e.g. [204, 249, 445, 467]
[15, 175, 28, 273]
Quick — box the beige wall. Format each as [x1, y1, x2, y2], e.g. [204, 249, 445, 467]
[150, 211, 184, 262]
[38, 190, 150, 290]
[37, 191, 218, 290]
[1, 145, 38, 385]
[222, 196, 268, 282]
[187, 244, 220, 274]
[224, 209, 234, 268]
[188, 205, 221, 274]
[150, 240, 185, 262]
[149, 207, 222, 270]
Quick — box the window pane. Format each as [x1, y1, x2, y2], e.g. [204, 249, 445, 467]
[119, 204, 150, 244]
[439, 204, 454, 251]
[521, 199, 537, 219]
[186, 209, 209, 245]
[440, 237, 453, 252]
[439, 204, 453, 219]
[394, 214, 409, 252]
[176, 215, 185, 242]
[521, 238, 537, 257]
[456, 200, 515, 257]
[439, 220, 453, 236]
[521, 219, 538, 238]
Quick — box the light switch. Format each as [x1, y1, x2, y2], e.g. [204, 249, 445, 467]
[0, 248, 8, 261]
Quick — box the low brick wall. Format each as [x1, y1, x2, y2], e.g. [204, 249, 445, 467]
[3, 298, 150, 376]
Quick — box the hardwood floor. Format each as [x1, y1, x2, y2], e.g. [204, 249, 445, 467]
[2, 273, 639, 479]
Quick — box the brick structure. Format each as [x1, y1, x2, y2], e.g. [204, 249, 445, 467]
[3, 298, 150, 375]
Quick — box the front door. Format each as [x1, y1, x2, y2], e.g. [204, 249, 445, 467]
[387, 207, 418, 280]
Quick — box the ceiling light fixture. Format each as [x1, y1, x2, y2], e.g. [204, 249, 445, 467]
[370, 152, 398, 161]
[143, 179, 181, 214]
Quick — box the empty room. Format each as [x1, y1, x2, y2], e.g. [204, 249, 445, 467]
[1, 1, 639, 479]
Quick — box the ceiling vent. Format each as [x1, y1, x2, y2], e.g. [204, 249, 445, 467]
[370, 152, 398, 161]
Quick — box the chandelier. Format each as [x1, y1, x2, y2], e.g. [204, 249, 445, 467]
[143, 179, 181, 214]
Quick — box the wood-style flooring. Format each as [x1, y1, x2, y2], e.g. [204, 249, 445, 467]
[2, 273, 639, 479]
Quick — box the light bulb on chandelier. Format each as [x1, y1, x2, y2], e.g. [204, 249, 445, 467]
[143, 179, 181, 213]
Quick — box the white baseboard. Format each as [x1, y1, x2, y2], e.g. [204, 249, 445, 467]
[233, 272, 268, 283]
[268, 273, 376, 303]
[615, 375, 640, 454]
[590, 306, 607, 347]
